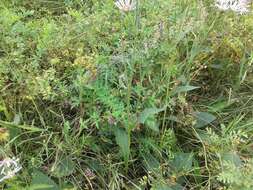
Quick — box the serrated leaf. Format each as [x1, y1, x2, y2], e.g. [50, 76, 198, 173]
[138, 107, 165, 124]
[172, 85, 199, 95]
[30, 170, 59, 190]
[51, 157, 75, 178]
[114, 127, 130, 163]
[194, 112, 216, 128]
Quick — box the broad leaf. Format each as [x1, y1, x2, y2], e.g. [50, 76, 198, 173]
[30, 170, 59, 190]
[28, 184, 55, 190]
[171, 152, 194, 173]
[193, 112, 216, 128]
[51, 157, 75, 178]
[145, 117, 159, 132]
[151, 183, 184, 190]
[138, 107, 165, 124]
[114, 127, 130, 163]
[142, 152, 160, 173]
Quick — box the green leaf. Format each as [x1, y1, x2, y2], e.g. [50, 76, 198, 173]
[193, 159, 202, 184]
[208, 100, 234, 113]
[221, 152, 242, 167]
[138, 107, 165, 124]
[28, 184, 55, 190]
[151, 184, 173, 190]
[0, 120, 45, 132]
[51, 157, 75, 178]
[151, 183, 184, 190]
[171, 152, 194, 173]
[142, 152, 160, 173]
[63, 121, 71, 141]
[30, 170, 59, 190]
[193, 112, 216, 128]
[13, 114, 21, 125]
[172, 85, 199, 95]
[145, 117, 159, 132]
[114, 127, 130, 163]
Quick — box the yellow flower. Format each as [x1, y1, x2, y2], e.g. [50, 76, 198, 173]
[74, 56, 89, 67]
[0, 128, 9, 142]
[74, 56, 97, 77]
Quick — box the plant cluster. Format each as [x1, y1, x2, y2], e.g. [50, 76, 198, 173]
[0, 0, 253, 189]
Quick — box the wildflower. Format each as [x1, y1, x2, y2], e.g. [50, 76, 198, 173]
[0, 157, 22, 182]
[0, 128, 9, 142]
[115, 0, 136, 12]
[215, 0, 251, 14]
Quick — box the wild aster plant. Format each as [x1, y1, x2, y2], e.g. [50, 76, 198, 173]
[0, 157, 22, 182]
[115, 0, 136, 12]
[215, 0, 251, 14]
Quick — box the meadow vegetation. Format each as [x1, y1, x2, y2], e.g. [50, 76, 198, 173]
[0, 0, 253, 189]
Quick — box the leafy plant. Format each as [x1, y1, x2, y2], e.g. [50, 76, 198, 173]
[0, 0, 253, 189]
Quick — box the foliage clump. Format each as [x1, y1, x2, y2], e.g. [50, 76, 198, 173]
[0, 0, 253, 189]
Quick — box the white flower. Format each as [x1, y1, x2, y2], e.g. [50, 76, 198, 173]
[0, 157, 22, 183]
[215, 0, 251, 14]
[115, 0, 136, 12]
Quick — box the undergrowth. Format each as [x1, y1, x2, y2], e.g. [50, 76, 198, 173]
[0, 0, 253, 189]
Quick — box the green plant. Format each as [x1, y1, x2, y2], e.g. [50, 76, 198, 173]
[0, 0, 253, 189]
